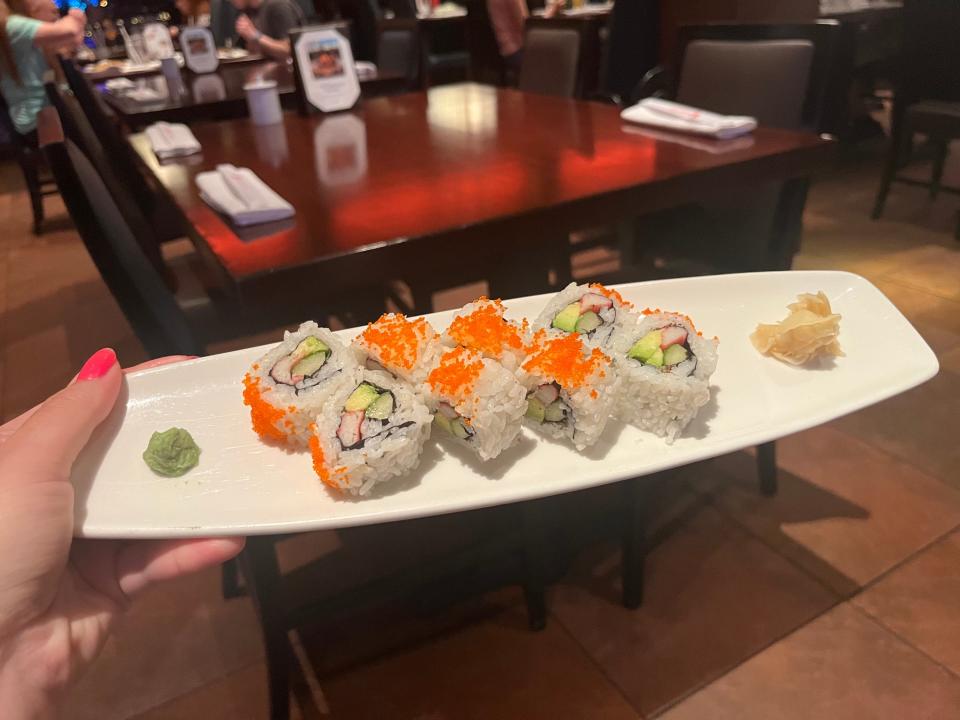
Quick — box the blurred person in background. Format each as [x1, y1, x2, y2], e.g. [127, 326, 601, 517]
[0, 0, 84, 141]
[231, 0, 304, 60]
[487, 0, 526, 79]
[209, 0, 239, 46]
[170, 0, 211, 38]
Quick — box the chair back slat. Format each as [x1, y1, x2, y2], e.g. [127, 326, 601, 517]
[377, 18, 424, 89]
[518, 27, 581, 98]
[46, 82, 168, 274]
[43, 136, 202, 357]
[58, 57, 161, 210]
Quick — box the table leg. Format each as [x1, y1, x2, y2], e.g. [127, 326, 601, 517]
[240, 537, 292, 720]
[621, 476, 650, 610]
[758, 441, 778, 497]
[521, 500, 549, 632]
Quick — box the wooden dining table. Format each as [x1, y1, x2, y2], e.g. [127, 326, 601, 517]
[98, 59, 410, 129]
[128, 83, 834, 306]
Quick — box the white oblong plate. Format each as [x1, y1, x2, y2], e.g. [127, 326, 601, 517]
[71, 270, 938, 538]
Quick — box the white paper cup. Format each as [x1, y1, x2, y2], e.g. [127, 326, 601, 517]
[244, 80, 283, 126]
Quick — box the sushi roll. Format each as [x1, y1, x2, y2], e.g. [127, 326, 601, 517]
[310, 370, 432, 495]
[612, 310, 719, 442]
[425, 346, 528, 460]
[533, 282, 634, 349]
[353, 313, 444, 385]
[519, 330, 620, 451]
[443, 297, 529, 372]
[243, 322, 361, 447]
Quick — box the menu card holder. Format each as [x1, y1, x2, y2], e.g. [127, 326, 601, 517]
[181, 27, 219, 73]
[290, 25, 360, 115]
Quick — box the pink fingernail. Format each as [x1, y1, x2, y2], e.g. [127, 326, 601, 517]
[77, 348, 117, 381]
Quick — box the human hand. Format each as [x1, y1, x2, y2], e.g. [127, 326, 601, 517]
[544, 0, 565, 18]
[65, 9, 86, 45]
[235, 14, 257, 41]
[0, 350, 244, 720]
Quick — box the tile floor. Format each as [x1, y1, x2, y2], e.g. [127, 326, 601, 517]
[2, 140, 959, 719]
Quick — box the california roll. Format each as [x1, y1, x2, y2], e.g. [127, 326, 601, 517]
[310, 370, 432, 495]
[243, 322, 361, 447]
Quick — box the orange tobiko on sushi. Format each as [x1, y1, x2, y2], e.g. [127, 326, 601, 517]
[522, 330, 610, 389]
[242, 374, 290, 443]
[446, 297, 527, 362]
[426, 346, 484, 405]
[357, 313, 439, 372]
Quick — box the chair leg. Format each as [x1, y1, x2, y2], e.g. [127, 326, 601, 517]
[930, 139, 948, 200]
[239, 537, 292, 720]
[221, 558, 245, 599]
[520, 500, 548, 631]
[757, 441, 778, 497]
[621, 476, 650, 610]
[18, 154, 44, 235]
[872, 111, 906, 220]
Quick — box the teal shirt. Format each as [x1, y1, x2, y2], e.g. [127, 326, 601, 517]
[0, 16, 49, 134]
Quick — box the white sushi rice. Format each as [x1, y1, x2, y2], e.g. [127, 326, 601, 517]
[611, 312, 719, 442]
[246, 322, 361, 447]
[519, 343, 620, 451]
[424, 352, 528, 461]
[533, 282, 636, 350]
[312, 370, 432, 496]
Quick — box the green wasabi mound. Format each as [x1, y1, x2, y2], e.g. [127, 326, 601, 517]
[143, 427, 201, 477]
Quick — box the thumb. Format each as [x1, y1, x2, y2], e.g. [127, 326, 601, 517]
[0, 349, 122, 487]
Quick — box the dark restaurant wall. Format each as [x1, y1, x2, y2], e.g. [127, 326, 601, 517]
[602, 0, 659, 100]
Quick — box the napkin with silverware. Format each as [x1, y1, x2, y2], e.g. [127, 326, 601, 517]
[620, 98, 757, 140]
[196, 164, 294, 226]
[145, 121, 201, 159]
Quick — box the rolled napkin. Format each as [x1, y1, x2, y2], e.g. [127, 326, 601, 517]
[620, 98, 757, 140]
[125, 86, 166, 103]
[104, 77, 136, 92]
[355, 61, 377, 80]
[196, 164, 294, 226]
[145, 121, 201, 159]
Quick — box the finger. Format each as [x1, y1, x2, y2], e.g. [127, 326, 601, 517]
[0, 403, 41, 443]
[116, 537, 245, 599]
[124, 355, 197, 374]
[0, 348, 122, 486]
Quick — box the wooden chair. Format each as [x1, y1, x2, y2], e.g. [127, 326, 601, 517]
[518, 26, 581, 98]
[0, 93, 58, 234]
[377, 17, 426, 90]
[46, 82, 170, 276]
[872, 0, 960, 240]
[57, 56, 188, 245]
[42, 135, 203, 356]
[608, 21, 850, 610]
